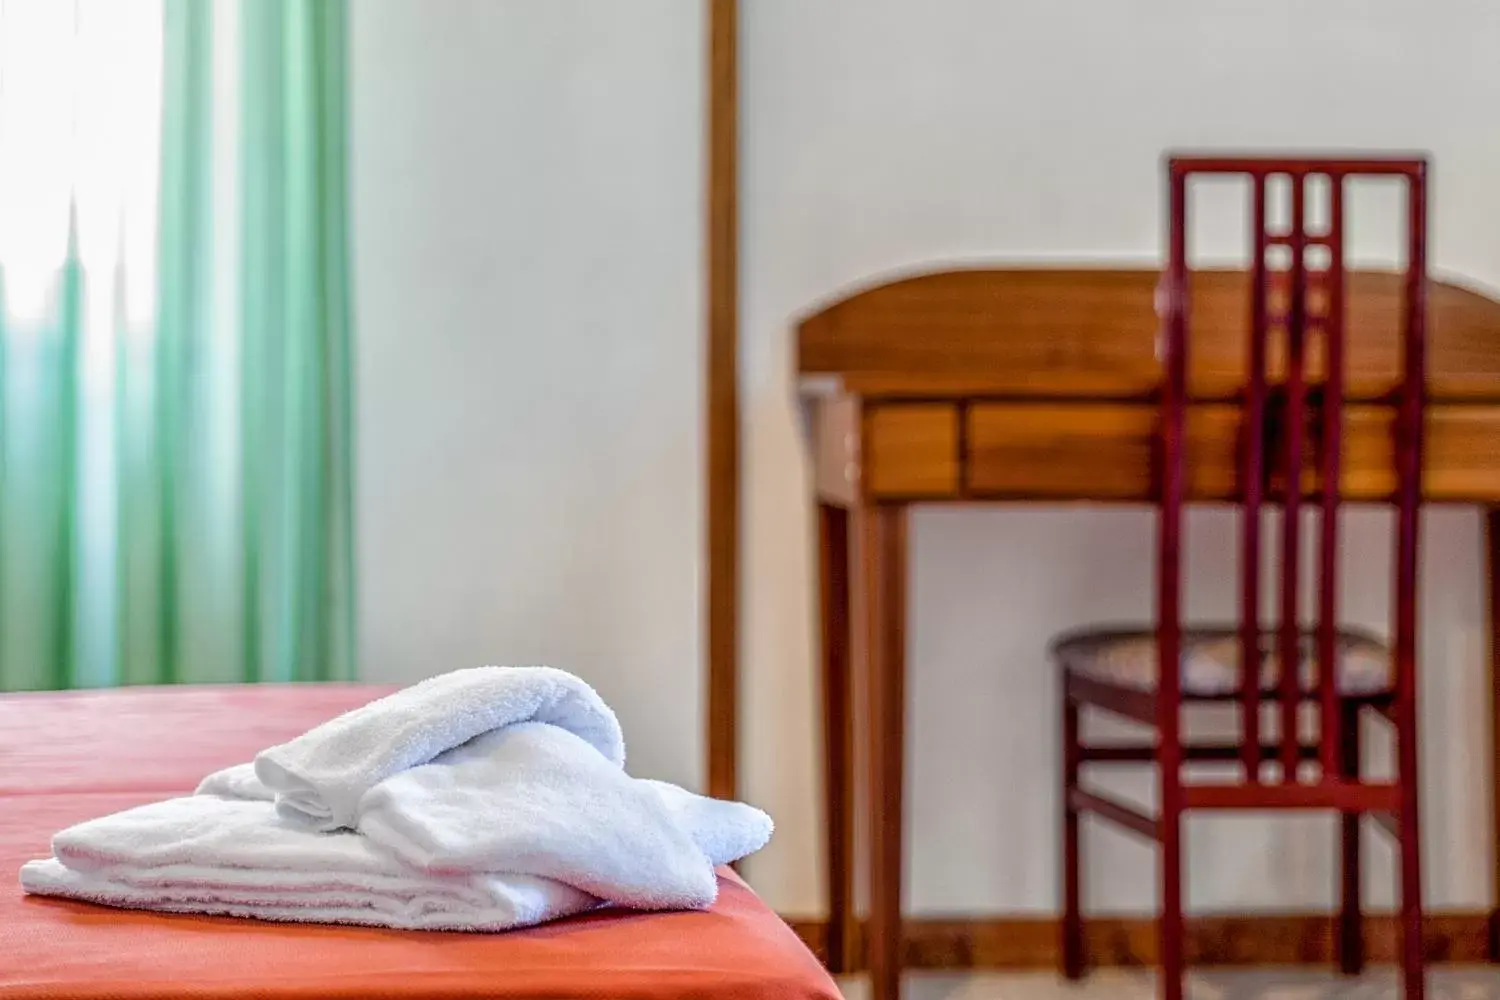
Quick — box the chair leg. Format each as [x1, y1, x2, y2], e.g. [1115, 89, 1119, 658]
[1061, 692, 1084, 980]
[1159, 793, 1185, 1000]
[1398, 753, 1425, 998]
[1338, 700, 1364, 976]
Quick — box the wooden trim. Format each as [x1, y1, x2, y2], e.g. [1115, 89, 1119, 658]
[1488, 507, 1500, 960]
[704, 0, 738, 801]
[782, 912, 1494, 970]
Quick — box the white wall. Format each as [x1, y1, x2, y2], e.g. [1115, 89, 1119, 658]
[740, 0, 1500, 917]
[350, 0, 706, 789]
[347, 0, 1500, 925]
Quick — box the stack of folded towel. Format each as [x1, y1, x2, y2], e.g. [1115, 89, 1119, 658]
[19, 666, 773, 931]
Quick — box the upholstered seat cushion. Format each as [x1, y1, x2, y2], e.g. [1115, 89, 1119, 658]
[1052, 625, 1392, 696]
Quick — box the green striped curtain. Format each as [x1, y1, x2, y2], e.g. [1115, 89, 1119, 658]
[0, 0, 353, 690]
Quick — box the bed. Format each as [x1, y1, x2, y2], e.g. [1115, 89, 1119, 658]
[0, 685, 839, 1000]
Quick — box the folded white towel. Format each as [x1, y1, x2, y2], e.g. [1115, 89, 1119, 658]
[358, 721, 771, 909]
[20, 794, 598, 931]
[255, 666, 624, 831]
[19, 859, 584, 932]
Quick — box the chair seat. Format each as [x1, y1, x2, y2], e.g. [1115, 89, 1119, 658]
[1052, 625, 1392, 697]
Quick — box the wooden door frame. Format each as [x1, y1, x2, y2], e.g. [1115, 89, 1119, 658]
[705, 0, 739, 801]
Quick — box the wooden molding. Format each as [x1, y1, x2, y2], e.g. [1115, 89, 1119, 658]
[704, 0, 739, 801]
[782, 912, 1494, 971]
[1488, 508, 1500, 962]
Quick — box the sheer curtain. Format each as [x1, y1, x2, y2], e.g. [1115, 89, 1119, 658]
[0, 0, 353, 690]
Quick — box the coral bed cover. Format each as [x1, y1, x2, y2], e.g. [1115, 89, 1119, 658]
[0, 685, 838, 1000]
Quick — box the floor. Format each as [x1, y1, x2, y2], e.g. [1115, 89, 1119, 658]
[837, 969, 1500, 999]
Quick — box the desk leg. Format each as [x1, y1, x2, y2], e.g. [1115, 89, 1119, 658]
[862, 503, 908, 1000]
[818, 502, 854, 973]
[1488, 508, 1500, 962]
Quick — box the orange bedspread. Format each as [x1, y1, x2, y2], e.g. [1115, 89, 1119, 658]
[0, 686, 837, 1000]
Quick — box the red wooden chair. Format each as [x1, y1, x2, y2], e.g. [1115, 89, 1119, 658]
[1057, 154, 1429, 1000]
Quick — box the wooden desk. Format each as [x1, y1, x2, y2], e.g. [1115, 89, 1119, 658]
[799, 267, 1500, 1000]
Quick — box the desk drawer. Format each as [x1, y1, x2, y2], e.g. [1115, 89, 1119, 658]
[966, 403, 1500, 502]
[866, 404, 961, 497]
[967, 404, 1239, 499]
[1346, 405, 1500, 501]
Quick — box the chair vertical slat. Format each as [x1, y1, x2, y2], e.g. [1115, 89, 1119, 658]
[1318, 175, 1347, 778]
[1280, 173, 1308, 781]
[1157, 162, 1190, 1000]
[1394, 164, 1428, 1000]
[1159, 170, 1188, 780]
[1241, 176, 1268, 784]
[1394, 172, 1426, 714]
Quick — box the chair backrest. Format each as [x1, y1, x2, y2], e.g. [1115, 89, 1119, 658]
[1158, 154, 1428, 785]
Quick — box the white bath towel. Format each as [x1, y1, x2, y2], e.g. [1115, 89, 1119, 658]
[255, 666, 624, 831]
[20, 794, 599, 931]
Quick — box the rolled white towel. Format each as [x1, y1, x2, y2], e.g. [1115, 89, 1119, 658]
[196, 762, 270, 800]
[254, 666, 623, 831]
